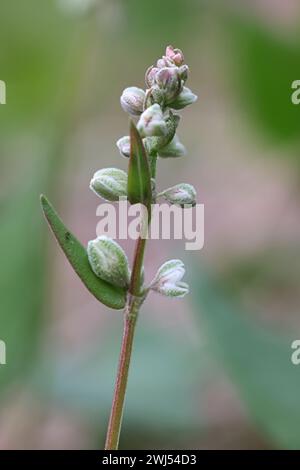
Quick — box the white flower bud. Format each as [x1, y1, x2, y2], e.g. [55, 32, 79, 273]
[120, 87, 145, 116]
[169, 86, 198, 110]
[158, 135, 186, 158]
[116, 136, 130, 158]
[160, 183, 196, 206]
[137, 104, 167, 137]
[90, 168, 127, 201]
[150, 259, 189, 298]
[144, 112, 180, 155]
[87, 236, 130, 288]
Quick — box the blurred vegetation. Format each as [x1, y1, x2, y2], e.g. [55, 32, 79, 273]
[0, 0, 300, 449]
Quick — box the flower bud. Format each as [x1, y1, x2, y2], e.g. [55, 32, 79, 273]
[120, 87, 145, 116]
[116, 136, 130, 158]
[160, 183, 196, 206]
[150, 259, 189, 298]
[144, 86, 165, 108]
[178, 65, 189, 82]
[137, 104, 167, 137]
[165, 45, 184, 66]
[87, 236, 130, 288]
[145, 66, 159, 88]
[158, 135, 186, 158]
[169, 86, 197, 110]
[156, 57, 174, 68]
[155, 67, 181, 103]
[90, 168, 127, 201]
[144, 111, 180, 154]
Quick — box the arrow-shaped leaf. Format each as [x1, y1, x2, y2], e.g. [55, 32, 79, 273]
[127, 121, 152, 209]
[40, 195, 126, 310]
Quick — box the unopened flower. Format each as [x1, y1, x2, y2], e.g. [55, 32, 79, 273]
[145, 66, 159, 88]
[116, 136, 130, 158]
[120, 87, 145, 116]
[137, 104, 167, 137]
[169, 86, 197, 110]
[87, 236, 130, 288]
[156, 56, 174, 68]
[90, 168, 127, 201]
[144, 86, 165, 108]
[165, 45, 184, 66]
[144, 112, 180, 154]
[159, 183, 196, 206]
[150, 259, 189, 298]
[178, 65, 189, 82]
[158, 134, 186, 158]
[155, 67, 181, 103]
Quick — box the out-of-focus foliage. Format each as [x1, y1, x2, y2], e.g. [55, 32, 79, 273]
[0, 162, 46, 389]
[0, 1, 81, 392]
[33, 319, 206, 448]
[0, 0, 77, 131]
[0, 0, 300, 450]
[222, 13, 300, 149]
[192, 266, 300, 449]
[125, 0, 202, 46]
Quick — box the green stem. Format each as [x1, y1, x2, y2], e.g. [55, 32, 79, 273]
[104, 154, 157, 450]
[150, 153, 158, 179]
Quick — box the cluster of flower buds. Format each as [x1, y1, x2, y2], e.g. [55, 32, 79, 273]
[118, 45, 197, 160]
[86, 46, 197, 299]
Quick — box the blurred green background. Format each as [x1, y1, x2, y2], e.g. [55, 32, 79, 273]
[0, 0, 300, 449]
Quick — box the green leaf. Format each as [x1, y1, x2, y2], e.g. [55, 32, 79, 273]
[191, 265, 300, 449]
[127, 121, 152, 209]
[40, 195, 126, 310]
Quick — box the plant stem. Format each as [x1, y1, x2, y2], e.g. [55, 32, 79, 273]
[104, 292, 142, 450]
[104, 239, 146, 450]
[104, 154, 157, 450]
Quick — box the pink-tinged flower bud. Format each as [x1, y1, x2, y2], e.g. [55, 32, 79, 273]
[155, 67, 181, 103]
[150, 259, 189, 298]
[159, 183, 196, 206]
[137, 104, 167, 137]
[116, 136, 130, 158]
[165, 45, 184, 66]
[145, 65, 159, 88]
[169, 86, 197, 110]
[120, 87, 145, 116]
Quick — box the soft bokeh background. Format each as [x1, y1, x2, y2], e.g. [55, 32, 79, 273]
[1, 0, 300, 449]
